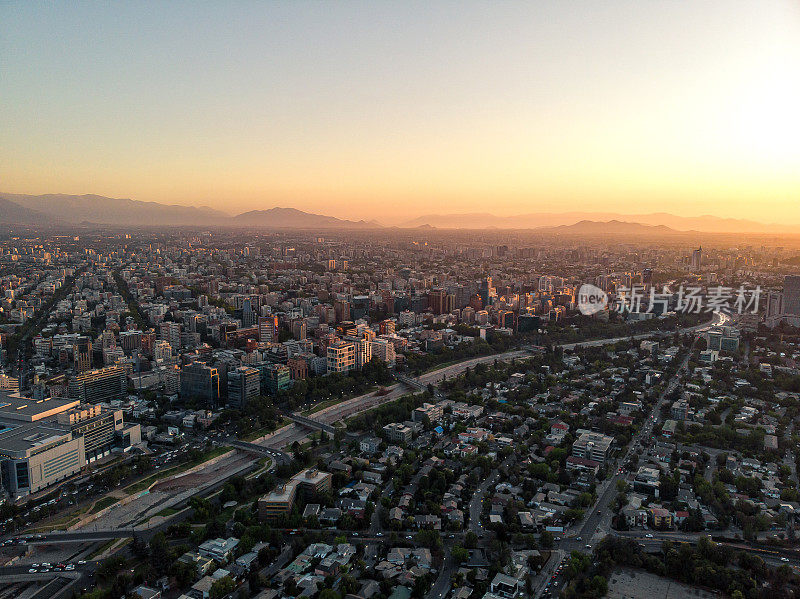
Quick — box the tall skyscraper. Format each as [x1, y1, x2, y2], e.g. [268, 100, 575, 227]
[479, 276, 492, 307]
[258, 315, 279, 343]
[159, 321, 182, 350]
[334, 299, 351, 323]
[783, 275, 800, 316]
[180, 361, 220, 407]
[428, 288, 446, 315]
[227, 366, 260, 409]
[74, 337, 92, 373]
[690, 247, 702, 272]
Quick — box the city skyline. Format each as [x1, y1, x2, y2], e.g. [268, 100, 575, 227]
[2, 1, 800, 223]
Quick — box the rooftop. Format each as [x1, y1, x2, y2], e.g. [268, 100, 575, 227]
[0, 391, 79, 422]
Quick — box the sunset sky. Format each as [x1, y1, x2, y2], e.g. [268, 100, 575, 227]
[2, 1, 799, 223]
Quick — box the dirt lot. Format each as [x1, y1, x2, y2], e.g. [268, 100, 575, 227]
[150, 454, 252, 492]
[607, 568, 718, 599]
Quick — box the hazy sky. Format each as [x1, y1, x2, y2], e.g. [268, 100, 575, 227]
[2, 1, 799, 223]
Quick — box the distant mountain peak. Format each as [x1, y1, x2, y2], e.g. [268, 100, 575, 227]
[230, 206, 381, 229]
[0, 194, 381, 229]
[400, 211, 794, 233]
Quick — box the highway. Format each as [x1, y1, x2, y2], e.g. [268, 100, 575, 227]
[260, 312, 724, 456]
[0, 312, 724, 594]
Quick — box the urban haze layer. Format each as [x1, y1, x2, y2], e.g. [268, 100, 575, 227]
[1, 219, 800, 599]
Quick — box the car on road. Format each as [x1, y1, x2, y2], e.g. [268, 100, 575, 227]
[65, 564, 75, 570]
[28, 568, 37, 573]
[781, 557, 790, 562]
[645, 533, 653, 538]
[77, 560, 86, 565]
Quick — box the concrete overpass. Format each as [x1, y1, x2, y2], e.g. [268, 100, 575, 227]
[392, 372, 427, 392]
[283, 412, 336, 435]
[229, 440, 292, 464]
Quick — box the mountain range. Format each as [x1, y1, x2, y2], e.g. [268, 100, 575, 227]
[400, 211, 796, 233]
[0, 194, 377, 229]
[537, 220, 684, 236]
[0, 192, 795, 234]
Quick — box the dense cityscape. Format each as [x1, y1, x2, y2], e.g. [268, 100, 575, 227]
[0, 224, 797, 599]
[4, 2, 800, 599]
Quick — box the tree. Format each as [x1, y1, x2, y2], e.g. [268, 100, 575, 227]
[540, 530, 554, 549]
[149, 532, 171, 575]
[131, 534, 149, 559]
[210, 576, 237, 599]
[452, 545, 469, 563]
[415, 529, 442, 549]
[464, 530, 478, 548]
[96, 556, 127, 584]
[170, 560, 196, 589]
[319, 590, 341, 599]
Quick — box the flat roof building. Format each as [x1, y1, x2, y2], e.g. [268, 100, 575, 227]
[258, 468, 333, 522]
[571, 431, 614, 464]
[0, 420, 85, 496]
[0, 392, 79, 422]
[68, 365, 126, 404]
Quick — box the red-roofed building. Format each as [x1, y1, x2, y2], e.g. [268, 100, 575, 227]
[565, 456, 600, 476]
[609, 415, 634, 427]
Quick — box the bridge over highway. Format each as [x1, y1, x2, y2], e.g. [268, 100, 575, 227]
[282, 412, 336, 435]
[229, 440, 292, 464]
[391, 371, 427, 391]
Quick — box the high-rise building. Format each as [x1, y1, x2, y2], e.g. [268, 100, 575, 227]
[101, 330, 116, 349]
[180, 361, 220, 407]
[0, 424, 85, 495]
[479, 276, 492, 307]
[258, 315, 279, 343]
[428, 288, 446, 315]
[287, 356, 309, 380]
[327, 339, 355, 373]
[159, 321, 182, 350]
[353, 338, 373, 370]
[379, 319, 396, 336]
[783, 275, 800, 316]
[240, 298, 257, 327]
[690, 247, 703, 272]
[74, 337, 92, 373]
[227, 366, 260, 409]
[334, 299, 350, 323]
[291, 319, 307, 341]
[371, 338, 396, 366]
[262, 363, 292, 395]
[69, 365, 126, 404]
[154, 340, 173, 361]
[766, 275, 800, 328]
